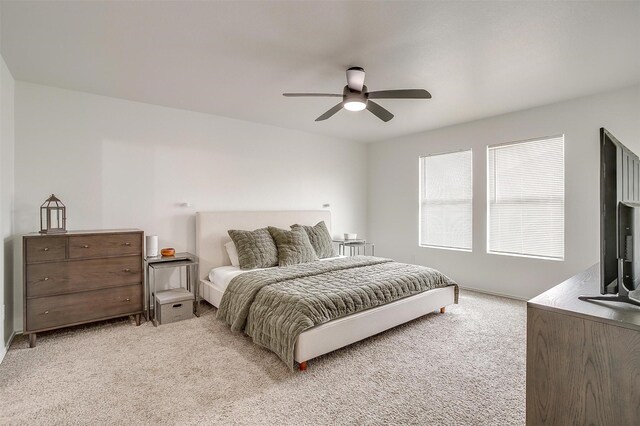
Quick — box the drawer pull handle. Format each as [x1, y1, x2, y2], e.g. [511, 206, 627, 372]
[123, 268, 131, 272]
[44, 311, 49, 315]
[43, 247, 49, 252]
[43, 277, 49, 281]
[123, 242, 131, 246]
[124, 298, 131, 302]
[82, 245, 90, 249]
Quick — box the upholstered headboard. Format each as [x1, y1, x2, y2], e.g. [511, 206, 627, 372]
[195, 210, 331, 281]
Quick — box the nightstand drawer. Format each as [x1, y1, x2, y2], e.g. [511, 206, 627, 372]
[25, 237, 67, 264]
[26, 285, 142, 331]
[69, 234, 142, 259]
[26, 256, 142, 298]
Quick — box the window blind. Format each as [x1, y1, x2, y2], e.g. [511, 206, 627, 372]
[487, 135, 564, 260]
[419, 150, 473, 250]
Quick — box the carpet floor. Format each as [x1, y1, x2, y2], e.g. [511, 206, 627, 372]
[0, 290, 526, 425]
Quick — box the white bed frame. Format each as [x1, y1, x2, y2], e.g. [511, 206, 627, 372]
[196, 210, 455, 370]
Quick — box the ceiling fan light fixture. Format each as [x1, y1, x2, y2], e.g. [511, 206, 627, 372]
[283, 67, 431, 122]
[343, 100, 367, 112]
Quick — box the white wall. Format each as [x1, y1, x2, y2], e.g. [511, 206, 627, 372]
[10, 80, 640, 332]
[13, 82, 368, 332]
[368, 85, 640, 300]
[0, 54, 15, 357]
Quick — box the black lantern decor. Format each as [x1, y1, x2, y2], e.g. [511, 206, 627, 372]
[39, 194, 67, 234]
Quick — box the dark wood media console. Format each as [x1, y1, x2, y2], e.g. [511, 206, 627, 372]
[526, 263, 640, 425]
[23, 229, 144, 347]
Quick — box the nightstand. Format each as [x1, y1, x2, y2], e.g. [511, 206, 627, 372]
[332, 239, 375, 256]
[145, 252, 200, 326]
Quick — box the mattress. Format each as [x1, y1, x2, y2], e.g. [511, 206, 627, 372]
[208, 266, 248, 291]
[208, 256, 345, 292]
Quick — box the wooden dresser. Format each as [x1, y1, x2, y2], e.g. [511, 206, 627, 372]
[23, 229, 144, 347]
[527, 264, 640, 425]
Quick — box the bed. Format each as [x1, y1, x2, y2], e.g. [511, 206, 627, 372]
[196, 210, 457, 370]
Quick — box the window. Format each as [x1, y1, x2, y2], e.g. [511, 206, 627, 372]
[487, 135, 564, 260]
[419, 150, 473, 250]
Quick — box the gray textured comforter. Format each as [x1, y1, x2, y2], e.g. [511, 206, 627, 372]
[217, 256, 458, 368]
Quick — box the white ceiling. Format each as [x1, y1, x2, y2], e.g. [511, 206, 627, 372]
[1, 1, 639, 143]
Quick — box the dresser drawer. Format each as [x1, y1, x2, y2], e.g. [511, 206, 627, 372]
[25, 237, 67, 264]
[68, 233, 142, 259]
[26, 256, 142, 298]
[26, 284, 142, 331]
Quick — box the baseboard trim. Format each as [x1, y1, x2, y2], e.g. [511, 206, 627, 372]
[1, 330, 17, 364]
[459, 285, 529, 302]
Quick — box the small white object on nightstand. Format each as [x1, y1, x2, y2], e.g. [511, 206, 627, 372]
[146, 235, 158, 257]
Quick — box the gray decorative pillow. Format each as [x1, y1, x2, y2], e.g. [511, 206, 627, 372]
[268, 226, 319, 267]
[227, 228, 278, 270]
[291, 221, 336, 259]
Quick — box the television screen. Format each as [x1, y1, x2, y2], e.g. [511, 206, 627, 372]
[600, 128, 640, 295]
[592, 128, 640, 307]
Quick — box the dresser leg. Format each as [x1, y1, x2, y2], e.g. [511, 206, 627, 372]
[440, 307, 446, 314]
[135, 314, 141, 326]
[29, 333, 37, 348]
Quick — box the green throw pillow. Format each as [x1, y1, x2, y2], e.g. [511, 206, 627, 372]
[268, 226, 319, 267]
[291, 221, 336, 259]
[228, 228, 279, 270]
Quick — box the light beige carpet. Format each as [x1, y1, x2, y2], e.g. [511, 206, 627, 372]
[0, 290, 525, 425]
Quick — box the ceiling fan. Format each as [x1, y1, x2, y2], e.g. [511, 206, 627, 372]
[283, 66, 431, 122]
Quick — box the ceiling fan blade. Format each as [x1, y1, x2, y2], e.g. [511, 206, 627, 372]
[366, 101, 394, 122]
[315, 103, 344, 121]
[283, 93, 342, 97]
[367, 89, 432, 99]
[346, 67, 365, 92]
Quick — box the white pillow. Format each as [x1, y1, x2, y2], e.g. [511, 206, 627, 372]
[225, 241, 240, 267]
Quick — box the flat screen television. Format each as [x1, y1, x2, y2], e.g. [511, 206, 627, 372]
[618, 202, 640, 300]
[579, 128, 640, 307]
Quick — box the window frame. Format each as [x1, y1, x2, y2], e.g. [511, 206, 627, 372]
[485, 134, 565, 261]
[418, 148, 473, 252]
